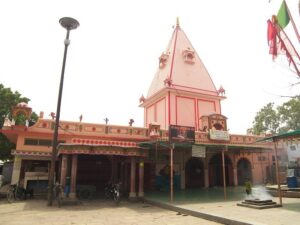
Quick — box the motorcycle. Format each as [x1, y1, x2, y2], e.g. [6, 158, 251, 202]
[104, 182, 121, 205]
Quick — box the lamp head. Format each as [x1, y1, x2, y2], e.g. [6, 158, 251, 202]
[59, 17, 80, 30]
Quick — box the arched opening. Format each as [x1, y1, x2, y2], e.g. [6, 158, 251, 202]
[213, 123, 223, 130]
[237, 158, 252, 185]
[209, 153, 234, 187]
[185, 157, 204, 188]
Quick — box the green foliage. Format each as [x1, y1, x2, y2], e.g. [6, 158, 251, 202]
[0, 83, 37, 161]
[251, 98, 300, 135]
[29, 112, 38, 126]
[278, 97, 300, 131]
[0, 133, 14, 161]
[252, 103, 279, 135]
[0, 84, 29, 127]
[15, 113, 27, 125]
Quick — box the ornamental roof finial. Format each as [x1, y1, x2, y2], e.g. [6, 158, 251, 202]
[176, 17, 180, 27]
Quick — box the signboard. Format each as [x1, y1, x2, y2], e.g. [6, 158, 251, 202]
[192, 145, 206, 158]
[209, 129, 230, 141]
[169, 125, 195, 143]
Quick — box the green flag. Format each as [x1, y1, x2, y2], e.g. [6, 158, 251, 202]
[277, 0, 290, 29]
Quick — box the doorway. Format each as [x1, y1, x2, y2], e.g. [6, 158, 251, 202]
[185, 157, 204, 188]
[237, 158, 252, 185]
[209, 153, 234, 187]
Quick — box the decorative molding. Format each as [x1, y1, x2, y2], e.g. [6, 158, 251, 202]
[159, 52, 169, 68]
[182, 48, 195, 64]
[70, 138, 138, 148]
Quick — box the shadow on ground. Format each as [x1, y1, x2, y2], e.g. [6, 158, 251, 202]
[281, 201, 300, 212]
[145, 186, 245, 205]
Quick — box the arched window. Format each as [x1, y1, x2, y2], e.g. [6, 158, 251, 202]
[182, 49, 195, 64]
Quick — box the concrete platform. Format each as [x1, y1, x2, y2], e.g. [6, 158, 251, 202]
[237, 199, 281, 209]
[267, 185, 300, 198]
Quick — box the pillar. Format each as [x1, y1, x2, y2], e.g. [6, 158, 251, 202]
[233, 167, 238, 186]
[69, 155, 78, 198]
[138, 162, 144, 199]
[204, 160, 209, 188]
[221, 150, 227, 200]
[60, 154, 68, 188]
[11, 156, 22, 185]
[124, 163, 129, 192]
[204, 169, 209, 188]
[129, 157, 137, 200]
[180, 150, 186, 190]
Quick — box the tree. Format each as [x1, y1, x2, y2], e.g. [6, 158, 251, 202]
[0, 135, 15, 161]
[0, 84, 30, 127]
[251, 103, 280, 135]
[250, 98, 300, 135]
[0, 84, 37, 161]
[277, 97, 300, 132]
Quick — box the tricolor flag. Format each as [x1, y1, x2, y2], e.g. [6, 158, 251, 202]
[277, 0, 290, 29]
[267, 17, 300, 77]
[276, 0, 300, 43]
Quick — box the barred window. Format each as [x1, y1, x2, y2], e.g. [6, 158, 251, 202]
[24, 138, 65, 146]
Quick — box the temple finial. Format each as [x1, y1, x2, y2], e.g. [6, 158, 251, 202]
[176, 17, 180, 27]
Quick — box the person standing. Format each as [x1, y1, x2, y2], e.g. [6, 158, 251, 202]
[245, 178, 252, 196]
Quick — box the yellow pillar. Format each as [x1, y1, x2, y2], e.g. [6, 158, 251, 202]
[138, 162, 144, 199]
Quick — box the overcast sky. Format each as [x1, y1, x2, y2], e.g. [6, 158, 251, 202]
[1, 0, 299, 134]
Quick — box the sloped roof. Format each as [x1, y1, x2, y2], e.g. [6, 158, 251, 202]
[257, 129, 300, 142]
[147, 22, 218, 98]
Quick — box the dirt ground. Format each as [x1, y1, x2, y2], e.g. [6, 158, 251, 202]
[0, 198, 220, 225]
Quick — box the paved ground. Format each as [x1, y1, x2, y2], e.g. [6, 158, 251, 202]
[0, 198, 220, 225]
[146, 187, 300, 225]
[1, 186, 300, 225]
[176, 197, 300, 225]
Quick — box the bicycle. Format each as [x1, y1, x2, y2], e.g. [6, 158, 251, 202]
[7, 183, 27, 203]
[53, 182, 63, 207]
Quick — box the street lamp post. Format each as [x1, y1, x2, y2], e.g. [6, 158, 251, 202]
[47, 17, 79, 206]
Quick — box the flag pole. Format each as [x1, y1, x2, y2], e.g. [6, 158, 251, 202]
[274, 139, 283, 206]
[222, 148, 227, 200]
[170, 143, 174, 202]
[272, 17, 300, 77]
[276, 24, 300, 60]
[275, 28, 300, 77]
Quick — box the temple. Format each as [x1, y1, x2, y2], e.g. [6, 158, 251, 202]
[1, 20, 274, 200]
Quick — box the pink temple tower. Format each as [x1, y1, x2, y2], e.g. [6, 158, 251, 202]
[140, 19, 226, 130]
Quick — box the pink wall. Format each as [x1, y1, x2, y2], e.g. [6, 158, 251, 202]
[146, 105, 155, 127]
[156, 98, 166, 129]
[145, 91, 222, 130]
[176, 96, 196, 127]
[198, 99, 218, 129]
[145, 97, 167, 129]
[170, 92, 220, 130]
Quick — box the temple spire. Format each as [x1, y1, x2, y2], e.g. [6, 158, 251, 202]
[147, 20, 218, 98]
